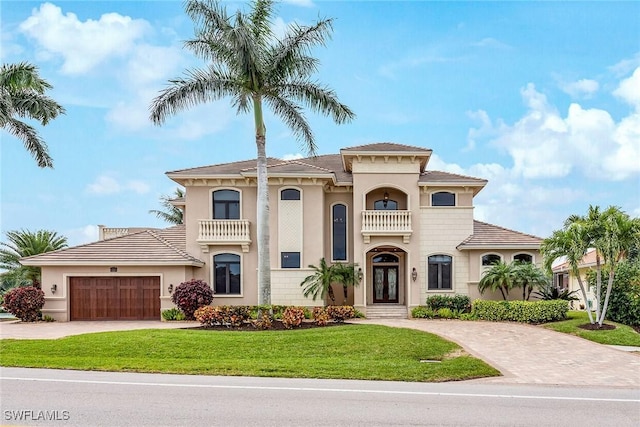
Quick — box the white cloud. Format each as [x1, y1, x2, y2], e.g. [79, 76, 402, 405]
[64, 225, 99, 246]
[560, 78, 599, 98]
[86, 175, 150, 195]
[471, 37, 511, 50]
[282, 0, 315, 7]
[613, 67, 640, 108]
[281, 153, 304, 160]
[19, 2, 150, 75]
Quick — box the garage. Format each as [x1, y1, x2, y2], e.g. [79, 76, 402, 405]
[70, 276, 160, 321]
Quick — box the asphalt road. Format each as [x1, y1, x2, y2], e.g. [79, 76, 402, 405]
[1, 368, 639, 427]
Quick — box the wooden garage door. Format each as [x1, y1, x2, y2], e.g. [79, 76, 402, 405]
[70, 277, 160, 320]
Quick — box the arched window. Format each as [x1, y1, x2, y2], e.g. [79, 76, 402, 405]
[428, 255, 452, 290]
[213, 253, 241, 295]
[332, 204, 347, 261]
[212, 190, 240, 219]
[514, 253, 533, 263]
[280, 189, 300, 200]
[372, 253, 399, 263]
[432, 192, 455, 207]
[482, 254, 502, 267]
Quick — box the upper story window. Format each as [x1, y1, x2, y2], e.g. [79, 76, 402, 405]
[281, 252, 301, 268]
[513, 253, 533, 264]
[332, 204, 347, 261]
[432, 192, 455, 207]
[281, 189, 301, 200]
[374, 199, 398, 210]
[213, 190, 240, 219]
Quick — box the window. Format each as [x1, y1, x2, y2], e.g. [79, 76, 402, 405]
[281, 252, 300, 268]
[214, 253, 241, 295]
[281, 189, 300, 200]
[432, 192, 455, 207]
[372, 253, 399, 263]
[514, 253, 533, 263]
[374, 199, 398, 210]
[428, 255, 452, 290]
[212, 190, 240, 219]
[332, 204, 347, 261]
[481, 254, 502, 267]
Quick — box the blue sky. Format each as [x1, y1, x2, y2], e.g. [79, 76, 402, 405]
[1, 0, 639, 247]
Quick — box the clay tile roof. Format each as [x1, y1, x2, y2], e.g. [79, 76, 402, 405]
[457, 220, 543, 250]
[341, 142, 431, 152]
[20, 225, 204, 266]
[167, 158, 282, 176]
[420, 170, 487, 185]
[552, 249, 599, 272]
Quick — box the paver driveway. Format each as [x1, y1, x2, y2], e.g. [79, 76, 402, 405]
[2, 318, 639, 387]
[360, 319, 640, 387]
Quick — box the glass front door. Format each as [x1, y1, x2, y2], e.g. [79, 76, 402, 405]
[373, 266, 398, 303]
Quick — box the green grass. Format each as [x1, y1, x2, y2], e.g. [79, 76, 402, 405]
[543, 311, 640, 347]
[0, 324, 499, 382]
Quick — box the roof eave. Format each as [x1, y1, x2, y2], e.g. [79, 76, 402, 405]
[456, 244, 541, 251]
[20, 260, 205, 267]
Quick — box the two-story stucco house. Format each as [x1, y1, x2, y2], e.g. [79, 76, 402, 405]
[22, 143, 542, 321]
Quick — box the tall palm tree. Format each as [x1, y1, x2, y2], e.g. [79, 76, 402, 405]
[149, 188, 185, 225]
[541, 224, 594, 323]
[478, 261, 515, 300]
[0, 62, 65, 168]
[150, 0, 354, 306]
[0, 229, 68, 288]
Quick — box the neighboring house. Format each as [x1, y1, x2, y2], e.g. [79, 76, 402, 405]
[552, 248, 599, 309]
[22, 143, 542, 321]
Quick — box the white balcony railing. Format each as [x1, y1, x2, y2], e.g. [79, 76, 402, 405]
[361, 210, 412, 243]
[197, 219, 251, 252]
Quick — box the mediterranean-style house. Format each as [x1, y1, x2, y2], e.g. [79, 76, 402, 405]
[22, 143, 543, 321]
[552, 248, 599, 310]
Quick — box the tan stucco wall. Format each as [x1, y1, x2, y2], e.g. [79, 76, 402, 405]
[40, 265, 196, 321]
[419, 187, 474, 207]
[418, 207, 474, 306]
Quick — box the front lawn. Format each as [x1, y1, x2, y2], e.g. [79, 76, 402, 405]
[0, 324, 499, 382]
[543, 311, 640, 347]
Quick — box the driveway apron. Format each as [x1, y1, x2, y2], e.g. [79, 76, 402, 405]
[359, 319, 640, 388]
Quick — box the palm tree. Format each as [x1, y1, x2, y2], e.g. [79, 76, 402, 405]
[478, 261, 514, 300]
[301, 258, 336, 303]
[330, 262, 360, 304]
[0, 229, 68, 288]
[149, 188, 185, 225]
[541, 224, 594, 323]
[511, 261, 549, 301]
[149, 0, 354, 306]
[0, 62, 65, 168]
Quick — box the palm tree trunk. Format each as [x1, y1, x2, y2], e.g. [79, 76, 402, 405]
[599, 272, 616, 327]
[595, 254, 602, 324]
[254, 96, 271, 307]
[574, 268, 594, 324]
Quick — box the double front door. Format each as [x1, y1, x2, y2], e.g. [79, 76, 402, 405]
[373, 266, 398, 303]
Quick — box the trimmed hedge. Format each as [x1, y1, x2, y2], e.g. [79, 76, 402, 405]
[471, 299, 569, 323]
[425, 295, 471, 313]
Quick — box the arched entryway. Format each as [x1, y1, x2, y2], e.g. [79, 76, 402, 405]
[367, 246, 406, 305]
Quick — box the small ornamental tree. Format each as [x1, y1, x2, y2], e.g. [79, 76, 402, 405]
[2, 286, 45, 321]
[171, 279, 213, 320]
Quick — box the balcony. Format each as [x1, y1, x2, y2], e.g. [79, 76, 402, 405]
[361, 210, 412, 243]
[197, 219, 251, 252]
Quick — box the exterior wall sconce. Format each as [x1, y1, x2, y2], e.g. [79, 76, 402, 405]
[51, 284, 57, 294]
[411, 268, 418, 282]
[168, 284, 174, 294]
[383, 191, 389, 208]
[357, 268, 363, 281]
[110, 267, 117, 273]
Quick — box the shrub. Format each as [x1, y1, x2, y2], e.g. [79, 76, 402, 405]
[471, 299, 568, 323]
[411, 306, 435, 319]
[532, 282, 579, 301]
[590, 260, 640, 327]
[436, 307, 455, 319]
[252, 312, 273, 330]
[43, 315, 55, 322]
[426, 295, 471, 313]
[1, 286, 45, 322]
[162, 308, 186, 321]
[282, 306, 305, 329]
[194, 305, 250, 327]
[327, 305, 355, 323]
[313, 307, 329, 326]
[171, 279, 213, 320]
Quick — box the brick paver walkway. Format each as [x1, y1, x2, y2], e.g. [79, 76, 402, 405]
[359, 319, 640, 387]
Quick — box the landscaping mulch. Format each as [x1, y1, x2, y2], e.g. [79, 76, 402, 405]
[577, 323, 616, 331]
[186, 320, 351, 331]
